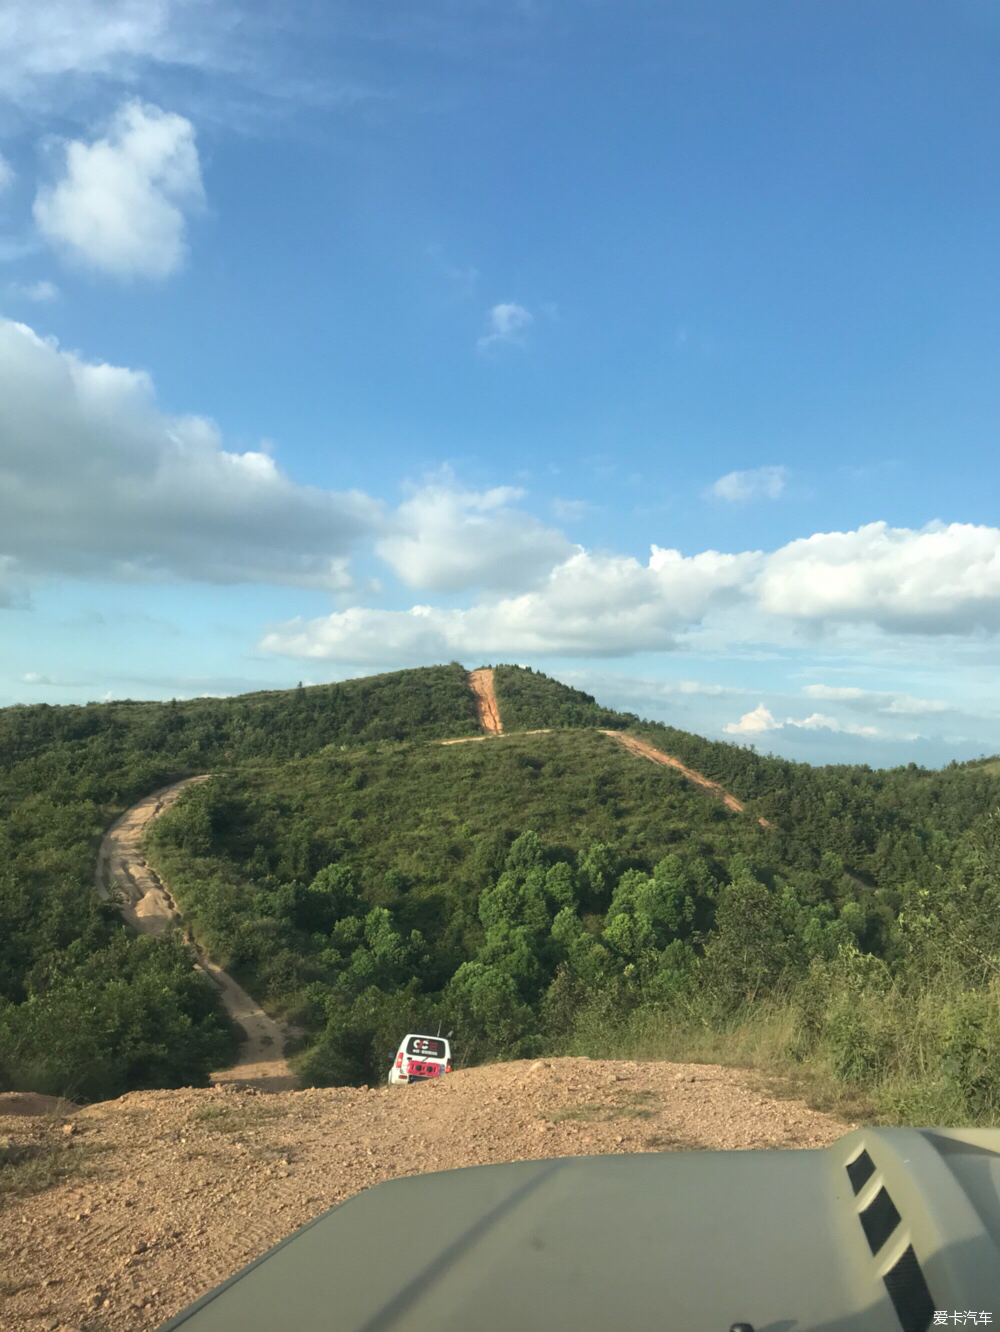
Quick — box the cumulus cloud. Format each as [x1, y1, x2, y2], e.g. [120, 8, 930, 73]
[707, 465, 788, 502]
[375, 472, 576, 593]
[6, 279, 59, 302]
[262, 544, 759, 663]
[261, 516, 1000, 664]
[724, 703, 780, 735]
[477, 301, 533, 351]
[724, 703, 879, 738]
[0, 314, 382, 588]
[753, 521, 1000, 634]
[34, 100, 204, 279]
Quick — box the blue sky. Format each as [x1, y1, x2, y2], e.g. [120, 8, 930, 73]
[1, 0, 999, 767]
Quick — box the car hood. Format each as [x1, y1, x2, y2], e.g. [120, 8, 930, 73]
[159, 1127, 1000, 1332]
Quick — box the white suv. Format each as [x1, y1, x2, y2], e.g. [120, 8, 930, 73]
[388, 1034, 452, 1086]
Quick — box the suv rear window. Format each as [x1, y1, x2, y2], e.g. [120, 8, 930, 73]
[406, 1036, 446, 1058]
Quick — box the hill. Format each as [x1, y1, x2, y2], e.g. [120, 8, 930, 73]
[1, 663, 1000, 1129]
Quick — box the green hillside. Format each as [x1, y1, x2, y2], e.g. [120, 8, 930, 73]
[2, 663, 1000, 1126]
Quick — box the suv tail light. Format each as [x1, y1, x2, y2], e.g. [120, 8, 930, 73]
[446, 1061, 452, 1073]
[395, 1053, 403, 1069]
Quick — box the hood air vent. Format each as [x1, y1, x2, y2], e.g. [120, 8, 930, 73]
[859, 1187, 902, 1255]
[846, 1148, 875, 1194]
[883, 1244, 935, 1332]
[846, 1147, 936, 1332]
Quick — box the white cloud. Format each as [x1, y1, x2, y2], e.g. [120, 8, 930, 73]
[802, 683, 954, 715]
[753, 521, 1000, 634]
[0, 1, 237, 104]
[262, 544, 759, 663]
[0, 153, 14, 193]
[6, 279, 59, 302]
[477, 301, 533, 351]
[261, 517, 1000, 664]
[375, 471, 576, 593]
[707, 465, 788, 503]
[20, 671, 80, 686]
[785, 712, 879, 737]
[34, 100, 204, 279]
[1, 2, 169, 92]
[0, 314, 382, 589]
[672, 679, 737, 696]
[724, 703, 879, 739]
[724, 703, 780, 735]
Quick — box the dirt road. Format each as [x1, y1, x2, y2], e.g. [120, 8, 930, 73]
[95, 782, 299, 1093]
[600, 730, 772, 827]
[0, 1057, 851, 1330]
[439, 729, 551, 745]
[468, 667, 503, 734]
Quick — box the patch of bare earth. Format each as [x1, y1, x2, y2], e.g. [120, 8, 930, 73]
[0, 1058, 851, 1331]
[467, 668, 503, 735]
[94, 781, 299, 1094]
[600, 730, 772, 828]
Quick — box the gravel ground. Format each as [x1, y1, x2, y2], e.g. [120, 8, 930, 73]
[0, 1057, 852, 1331]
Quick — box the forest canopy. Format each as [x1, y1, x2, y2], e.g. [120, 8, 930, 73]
[2, 663, 1000, 1123]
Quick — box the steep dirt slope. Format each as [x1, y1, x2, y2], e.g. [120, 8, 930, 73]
[468, 667, 503, 734]
[95, 782, 298, 1093]
[600, 730, 772, 827]
[0, 1057, 851, 1330]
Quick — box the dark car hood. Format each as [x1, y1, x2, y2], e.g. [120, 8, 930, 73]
[159, 1126, 1000, 1332]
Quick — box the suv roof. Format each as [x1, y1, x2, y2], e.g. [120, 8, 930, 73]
[398, 1034, 450, 1051]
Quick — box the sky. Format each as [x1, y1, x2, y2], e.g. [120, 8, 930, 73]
[1, 0, 999, 768]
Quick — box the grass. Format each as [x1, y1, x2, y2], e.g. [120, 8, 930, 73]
[188, 1102, 290, 1133]
[562, 998, 876, 1127]
[543, 1090, 662, 1124]
[0, 1129, 114, 1203]
[559, 974, 1000, 1131]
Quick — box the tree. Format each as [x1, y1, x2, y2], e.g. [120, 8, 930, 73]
[701, 873, 785, 1012]
[443, 962, 537, 1061]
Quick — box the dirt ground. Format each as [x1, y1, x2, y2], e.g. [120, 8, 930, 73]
[0, 1057, 852, 1331]
[467, 668, 503, 734]
[94, 781, 299, 1093]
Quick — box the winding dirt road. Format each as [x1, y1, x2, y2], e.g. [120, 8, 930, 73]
[90, 686, 761, 1098]
[95, 781, 299, 1092]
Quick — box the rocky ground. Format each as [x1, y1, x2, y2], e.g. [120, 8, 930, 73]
[0, 1057, 852, 1331]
